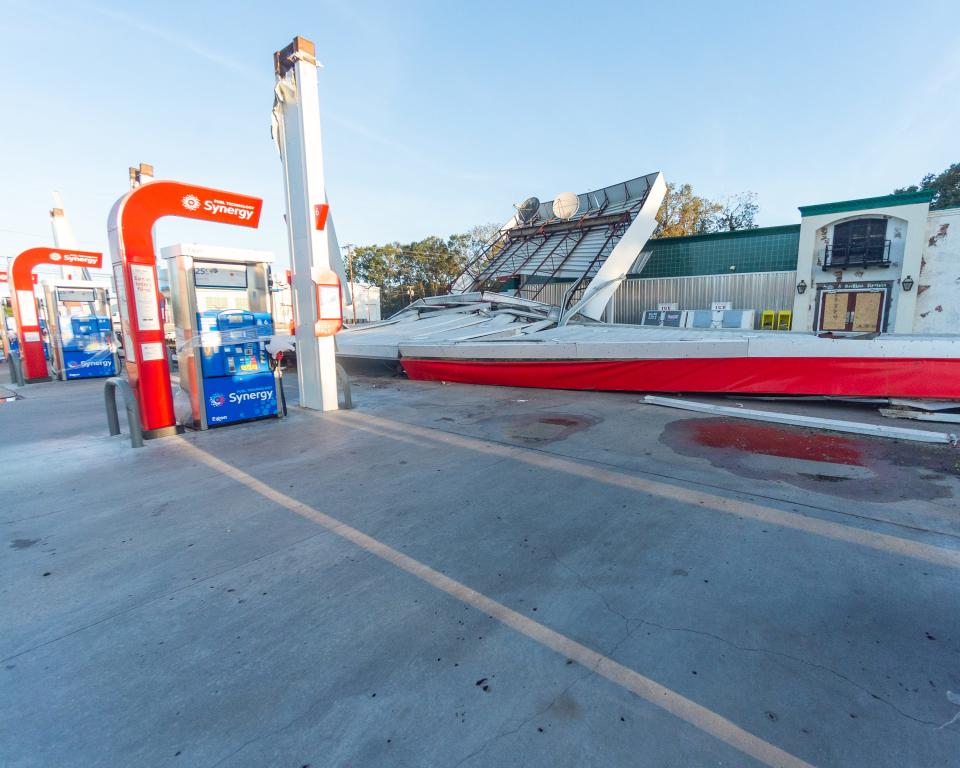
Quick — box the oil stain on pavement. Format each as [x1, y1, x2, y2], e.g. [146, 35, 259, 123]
[660, 418, 957, 502]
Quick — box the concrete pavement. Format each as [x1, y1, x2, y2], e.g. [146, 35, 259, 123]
[2, 369, 959, 767]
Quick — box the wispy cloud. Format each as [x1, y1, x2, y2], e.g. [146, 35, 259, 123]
[79, 1, 263, 83]
[75, 2, 491, 184]
[325, 113, 493, 184]
[861, 45, 960, 162]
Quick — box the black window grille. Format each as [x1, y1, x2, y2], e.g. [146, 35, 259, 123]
[823, 219, 891, 269]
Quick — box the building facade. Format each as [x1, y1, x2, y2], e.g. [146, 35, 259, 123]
[591, 189, 958, 335]
[790, 191, 958, 335]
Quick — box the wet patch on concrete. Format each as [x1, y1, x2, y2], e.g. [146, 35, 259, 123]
[491, 413, 600, 445]
[550, 692, 581, 719]
[661, 418, 957, 502]
[9, 538, 40, 550]
[797, 472, 849, 483]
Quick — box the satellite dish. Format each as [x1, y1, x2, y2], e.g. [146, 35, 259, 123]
[552, 191, 580, 220]
[515, 196, 540, 223]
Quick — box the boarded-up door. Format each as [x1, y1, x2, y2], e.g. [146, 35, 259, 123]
[852, 292, 882, 332]
[818, 290, 885, 333]
[821, 292, 849, 331]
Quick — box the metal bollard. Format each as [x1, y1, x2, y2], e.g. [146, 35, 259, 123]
[104, 378, 145, 448]
[336, 363, 353, 409]
[7, 353, 25, 387]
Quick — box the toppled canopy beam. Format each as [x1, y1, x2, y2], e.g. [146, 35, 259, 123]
[879, 408, 960, 424]
[642, 396, 958, 445]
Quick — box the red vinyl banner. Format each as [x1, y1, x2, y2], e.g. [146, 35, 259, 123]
[107, 181, 263, 436]
[401, 356, 960, 400]
[8, 248, 103, 381]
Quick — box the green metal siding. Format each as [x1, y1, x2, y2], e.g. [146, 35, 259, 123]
[634, 225, 800, 279]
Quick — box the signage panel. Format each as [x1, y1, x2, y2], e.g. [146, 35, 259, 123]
[131, 264, 161, 332]
[17, 291, 38, 325]
[194, 262, 248, 289]
[58, 288, 96, 303]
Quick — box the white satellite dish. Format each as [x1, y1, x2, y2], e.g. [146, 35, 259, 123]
[515, 197, 540, 223]
[552, 192, 580, 220]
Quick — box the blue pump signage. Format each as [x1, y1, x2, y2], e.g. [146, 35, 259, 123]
[59, 313, 118, 379]
[63, 350, 117, 379]
[205, 373, 277, 425]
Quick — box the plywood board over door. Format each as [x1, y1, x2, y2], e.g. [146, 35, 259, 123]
[821, 292, 848, 331]
[852, 292, 882, 332]
[817, 289, 886, 333]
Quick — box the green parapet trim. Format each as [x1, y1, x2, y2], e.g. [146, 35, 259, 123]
[798, 190, 935, 217]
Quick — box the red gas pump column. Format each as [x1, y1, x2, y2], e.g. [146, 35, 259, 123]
[107, 181, 263, 438]
[9, 248, 102, 382]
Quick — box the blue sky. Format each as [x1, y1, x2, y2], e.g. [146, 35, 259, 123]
[1, 0, 958, 269]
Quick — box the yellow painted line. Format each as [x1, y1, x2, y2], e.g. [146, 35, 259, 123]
[348, 411, 960, 570]
[176, 438, 815, 768]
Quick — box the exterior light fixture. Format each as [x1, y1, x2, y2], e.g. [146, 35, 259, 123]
[796, 280, 807, 295]
[901, 275, 914, 292]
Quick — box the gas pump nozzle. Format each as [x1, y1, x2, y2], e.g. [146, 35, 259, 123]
[268, 348, 287, 417]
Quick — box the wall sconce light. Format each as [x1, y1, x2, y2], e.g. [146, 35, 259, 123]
[796, 280, 807, 295]
[901, 275, 914, 292]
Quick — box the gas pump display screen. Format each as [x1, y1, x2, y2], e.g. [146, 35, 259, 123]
[194, 262, 247, 289]
[58, 288, 96, 303]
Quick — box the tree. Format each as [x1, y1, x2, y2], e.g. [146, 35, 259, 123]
[653, 184, 760, 238]
[350, 226, 502, 316]
[653, 183, 722, 238]
[713, 191, 759, 232]
[894, 162, 960, 210]
[449, 222, 501, 264]
[448, 222, 504, 289]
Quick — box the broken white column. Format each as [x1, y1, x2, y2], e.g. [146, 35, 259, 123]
[272, 36, 348, 411]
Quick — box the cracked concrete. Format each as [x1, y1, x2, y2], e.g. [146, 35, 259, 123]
[2, 371, 960, 767]
[547, 546, 941, 729]
[548, 537, 944, 735]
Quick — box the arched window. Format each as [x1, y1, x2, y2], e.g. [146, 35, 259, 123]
[825, 218, 890, 269]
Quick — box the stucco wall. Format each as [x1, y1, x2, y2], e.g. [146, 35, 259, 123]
[913, 207, 960, 334]
[791, 200, 930, 333]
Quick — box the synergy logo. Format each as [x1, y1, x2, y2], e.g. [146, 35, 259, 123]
[229, 389, 274, 405]
[67, 359, 112, 369]
[181, 194, 201, 211]
[208, 394, 226, 408]
[179, 192, 256, 222]
[63, 253, 100, 264]
[204, 199, 256, 221]
[46, 251, 100, 266]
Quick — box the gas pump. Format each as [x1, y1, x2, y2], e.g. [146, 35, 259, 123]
[41, 281, 119, 380]
[163, 243, 279, 430]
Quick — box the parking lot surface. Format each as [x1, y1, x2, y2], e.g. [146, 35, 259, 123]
[2, 371, 959, 767]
